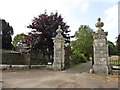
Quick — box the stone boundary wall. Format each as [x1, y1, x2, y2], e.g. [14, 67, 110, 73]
[0, 65, 47, 70]
[2, 51, 25, 65]
[110, 55, 119, 60]
[2, 50, 48, 65]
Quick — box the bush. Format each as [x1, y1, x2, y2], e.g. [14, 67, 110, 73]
[79, 54, 87, 62]
[70, 53, 87, 65]
[89, 57, 92, 61]
[110, 59, 120, 66]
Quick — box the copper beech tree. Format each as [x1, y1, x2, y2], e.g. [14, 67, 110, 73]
[26, 11, 72, 60]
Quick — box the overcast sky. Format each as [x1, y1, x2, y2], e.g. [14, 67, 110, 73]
[0, 0, 119, 43]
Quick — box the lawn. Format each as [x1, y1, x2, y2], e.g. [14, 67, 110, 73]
[109, 59, 120, 66]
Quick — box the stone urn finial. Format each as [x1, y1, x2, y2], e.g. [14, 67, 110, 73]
[95, 18, 104, 29]
[56, 25, 63, 34]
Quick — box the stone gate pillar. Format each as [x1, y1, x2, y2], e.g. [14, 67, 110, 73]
[52, 25, 65, 70]
[93, 18, 109, 74]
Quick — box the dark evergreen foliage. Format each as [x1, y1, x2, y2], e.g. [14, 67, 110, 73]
[117, 34, 120, 54]
[1, 19, 14, 50]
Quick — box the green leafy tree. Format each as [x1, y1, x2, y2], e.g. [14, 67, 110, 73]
[12, 33, 24, 47]
[64, 45, 72, 68]
[108, 40, 117, 56]
[71, 25, 93, 60]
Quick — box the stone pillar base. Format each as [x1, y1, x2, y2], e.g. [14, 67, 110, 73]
[52, 62, 62, 70]
[93, 65, 109, 74]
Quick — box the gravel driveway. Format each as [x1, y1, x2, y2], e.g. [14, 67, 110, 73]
[2, 61, 119, 88]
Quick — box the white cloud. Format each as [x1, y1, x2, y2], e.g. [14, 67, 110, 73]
[103, 4, 118, 43]
[0, 0, 90, 38]
[0, 0, 118, 43]
[80, 2, 90, 13]
[88, 0, 119, 3]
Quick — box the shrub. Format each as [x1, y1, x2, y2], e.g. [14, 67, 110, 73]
[110, 59, 120, 66]
[70, 53, 87, 65]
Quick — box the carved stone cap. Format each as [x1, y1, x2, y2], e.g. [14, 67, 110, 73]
[95, 18, 104, 29]
[53, 25, 64, 40]
[56, 25, 63, 34]
[93, 31, 108, 39]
